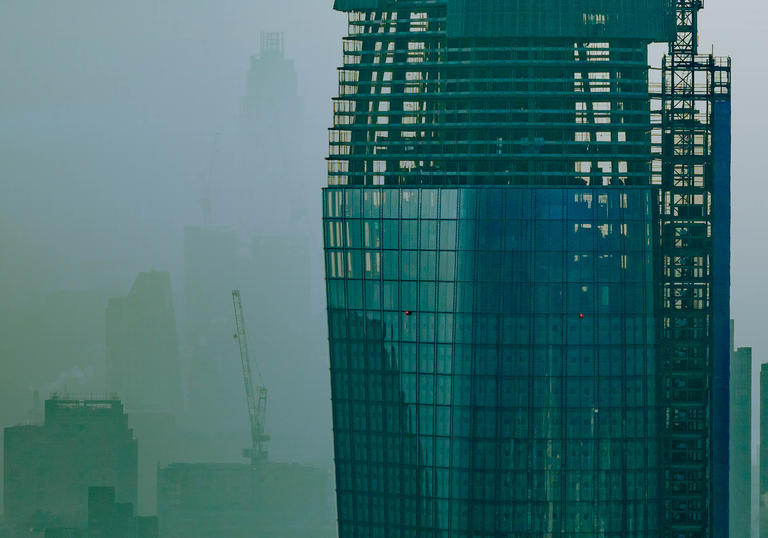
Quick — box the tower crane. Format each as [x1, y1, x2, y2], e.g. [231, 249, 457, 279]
[231, 289, 269, 468]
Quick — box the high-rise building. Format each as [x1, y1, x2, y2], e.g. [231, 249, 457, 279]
[240, 32, 308, 233]
[323, 0, 731, 536]
[3, 398, 137, 530]
[730, 321, 752, 536]
[106, 271, 182, 415]
[106, 272, 181, 515]
[241, 32, 303, 146]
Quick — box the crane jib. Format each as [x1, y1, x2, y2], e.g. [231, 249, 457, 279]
[231, 290, 269, 466]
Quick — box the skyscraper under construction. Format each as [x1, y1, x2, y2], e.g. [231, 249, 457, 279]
[322, 1, 731, 536]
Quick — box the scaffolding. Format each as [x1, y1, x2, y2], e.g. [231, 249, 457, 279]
[329, 7, 657, 187]
[654, 0, 731, 535]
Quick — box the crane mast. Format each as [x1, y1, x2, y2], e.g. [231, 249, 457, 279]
[232, 289, 268, 467]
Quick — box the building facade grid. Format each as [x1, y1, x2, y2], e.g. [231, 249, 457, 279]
[324, 186, 660, 536]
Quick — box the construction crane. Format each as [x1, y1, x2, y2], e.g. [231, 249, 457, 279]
[231, 289, 269, 468]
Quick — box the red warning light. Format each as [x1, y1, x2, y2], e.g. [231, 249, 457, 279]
[405, 310, 413, 316]
[578, 313, 584, 319]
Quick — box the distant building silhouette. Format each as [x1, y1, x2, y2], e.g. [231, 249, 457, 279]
[182, 227, 321, 462]
[44, 487, 157, 538]
[250, 235, 312, 334]
[3, 398, 137, 531]
[105, 270, 184, 516]
[157, 462, 334, 538]
[730, 321, 752, 536]
[239, 32, 307, 233]
[183, 226, 250, 432]
[106, 271, 182, 415]
[127, 411, 178, 517]
[241, 32, 302, 135]
[88, 487, 157, 538]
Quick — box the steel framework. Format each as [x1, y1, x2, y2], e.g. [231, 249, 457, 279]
[654, 0, 731, 535]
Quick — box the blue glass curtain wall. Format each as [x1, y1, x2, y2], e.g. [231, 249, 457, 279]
[324, 186, 660, 537]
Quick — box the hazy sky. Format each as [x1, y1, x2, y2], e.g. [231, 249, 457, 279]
[0, 0, 765, 439]
[0, 1, 345, 298]
[0, 1, 349, 514]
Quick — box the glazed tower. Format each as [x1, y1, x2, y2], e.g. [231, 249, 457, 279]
[323, 1, 731, 536]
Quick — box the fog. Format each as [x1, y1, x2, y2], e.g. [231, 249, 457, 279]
[0, 0, 765, 529]
[0, 0, 346, 521]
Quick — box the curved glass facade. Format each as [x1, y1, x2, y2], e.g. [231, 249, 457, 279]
[324, 186, 659, 536]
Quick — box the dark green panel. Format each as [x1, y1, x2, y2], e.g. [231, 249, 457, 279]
[447, 0, 675, 41]
[333, 0, 385, 11]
